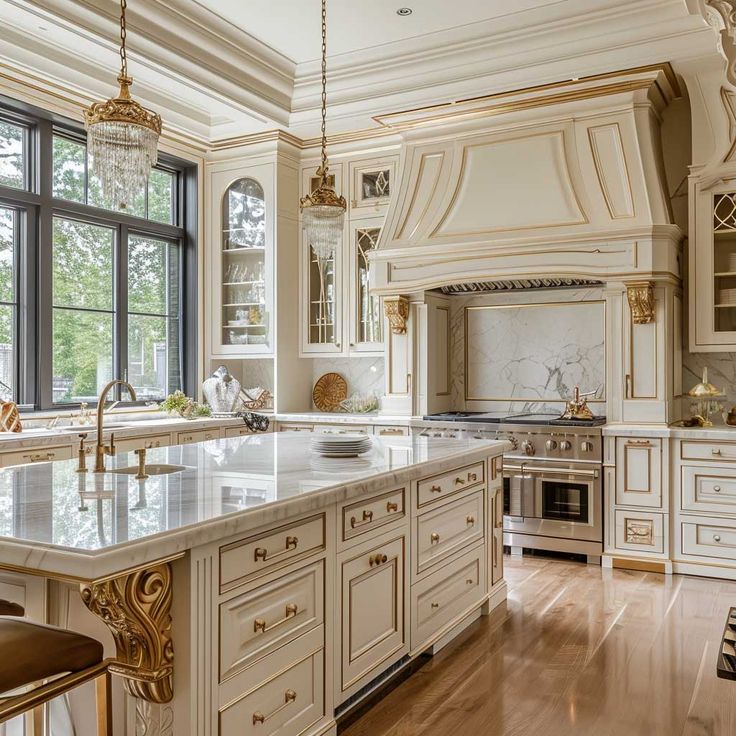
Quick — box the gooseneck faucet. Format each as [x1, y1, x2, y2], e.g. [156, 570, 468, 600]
[95, 379, 137, 473]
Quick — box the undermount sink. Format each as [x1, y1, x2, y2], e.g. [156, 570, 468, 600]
[108, 463, 188, 476]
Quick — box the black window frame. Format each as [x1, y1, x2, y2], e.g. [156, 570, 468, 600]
[0, 93, 198, 411]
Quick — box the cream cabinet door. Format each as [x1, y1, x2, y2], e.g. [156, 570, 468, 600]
[339, 535, 406, 699]
[615, 437, 662, 508]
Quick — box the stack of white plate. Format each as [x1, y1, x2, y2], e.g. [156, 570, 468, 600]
[720, 287, 736, 305]
[310, 433, 372, 458]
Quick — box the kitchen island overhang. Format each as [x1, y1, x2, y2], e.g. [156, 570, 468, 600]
[0, 433, 508, 734]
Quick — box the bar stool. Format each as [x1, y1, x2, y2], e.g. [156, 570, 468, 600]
[0, 599, 112, 735]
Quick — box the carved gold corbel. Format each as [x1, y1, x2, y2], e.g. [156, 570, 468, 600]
[383, 295, 410, 334]
[626, 281, 655, 324]
[81, 562, 175, 704]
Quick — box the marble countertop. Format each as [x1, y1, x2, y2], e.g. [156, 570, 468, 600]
[603, 423, 736, 440]
[0, 433, 507, 581]
[274, 412, 412, 425]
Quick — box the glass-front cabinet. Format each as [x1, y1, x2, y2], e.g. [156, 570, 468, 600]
[712, 191, 736, 334]
[210, 163, 274, 357]
[300, 154, 396, 357]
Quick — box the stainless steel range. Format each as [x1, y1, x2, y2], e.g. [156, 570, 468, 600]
[416, 411, 604, 562]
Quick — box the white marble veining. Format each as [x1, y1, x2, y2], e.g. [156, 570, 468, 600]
[312, 357, 384, 406]
[683, 350, 736, 407]
[450, 289, 605, 413]
[0, 433, 505, 580]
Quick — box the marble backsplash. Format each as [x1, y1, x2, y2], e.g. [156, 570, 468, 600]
[451, 288, 606, 412]
[312, 357, 384, 409]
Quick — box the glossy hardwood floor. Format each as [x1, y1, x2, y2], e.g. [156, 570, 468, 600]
[341, 554, 736, 736]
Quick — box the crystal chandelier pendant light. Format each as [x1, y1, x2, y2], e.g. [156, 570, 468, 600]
[84, 0, 162, 211]
[300, 0, 347, 262]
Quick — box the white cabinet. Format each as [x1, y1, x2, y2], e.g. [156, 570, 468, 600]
[300, 154, 397, 357]
[208, 162, 275, 357]
[689, 180, 736, 351]
[614, 437, 662, 508]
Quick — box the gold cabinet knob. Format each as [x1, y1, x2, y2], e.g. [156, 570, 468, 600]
[430, 532, 440, 544]
[430, 485, 442, 493]
[714, 535, 722, 543]
[715, 486, 722, 492]
[455, 476, 466, 485]
[466, 515, 475, 525]
[431, 602, 439, 609]
[386, 501, 399, 512]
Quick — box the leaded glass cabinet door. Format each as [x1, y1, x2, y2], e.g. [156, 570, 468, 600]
[349, 220, 383, 354]
[301, 162, 345, 354]
[210, 165, 274, 357]
[712, 191, 736, 334]
[349, 157, 396, 218]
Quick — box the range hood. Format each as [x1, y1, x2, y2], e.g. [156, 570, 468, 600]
[370, 65, 683, 295]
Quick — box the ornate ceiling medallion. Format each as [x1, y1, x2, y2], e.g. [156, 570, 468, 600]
[299, 0, 347, 263]
[84, 0, 162, 211]
[626, 281, 655, 324]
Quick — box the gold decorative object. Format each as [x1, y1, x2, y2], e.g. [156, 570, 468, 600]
[239, 387, 271, 411]
[384, 295, 410, 334]
[626, 281, 655, 324]
[0, 401, 21, 433]
[726, 407, 736, 426]
[560, 386, 596, 420]
[84, 0, 162, 210]
[685, 367, 724, 427]
[80, 562, 175, 704]
[299, 0, 346, 264]
[313, 372, 348, 412]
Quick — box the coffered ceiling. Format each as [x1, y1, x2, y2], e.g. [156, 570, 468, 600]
[0, 0, 722, 148]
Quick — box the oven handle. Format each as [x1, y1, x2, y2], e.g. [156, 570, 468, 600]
[504, 464, 599, 479]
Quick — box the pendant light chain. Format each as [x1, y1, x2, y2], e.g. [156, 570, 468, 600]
[119, 0, 128, 80]
[320, 0, 328, 182]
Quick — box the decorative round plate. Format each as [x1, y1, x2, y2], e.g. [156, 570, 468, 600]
[313, 372, 348, 412]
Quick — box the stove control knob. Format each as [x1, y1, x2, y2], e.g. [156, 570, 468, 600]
[521, 440, 535, 456]
[559, 440, 572, 451]
[581, 440, 594, 453]
[545, 439, 558, 451]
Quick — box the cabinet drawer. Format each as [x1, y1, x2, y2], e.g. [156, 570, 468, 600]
[681, 440, 736, 463]
[116, 433, 170, 453]
[615, 437, 662, 508]
[614, 509, 664, 554]
[374, 425, 409, 437]
[177, 428, 220, 445]
[415, 490, 485, 576]
[341, 488, 406, 545]
[411, 544, 486, 650]
[313, 424, 371, 435]
[681, 517, 736, 561]
[219, 561, 324, 682]
[682, 465, 736, 515]
[279, 424, 314, 433]
[220, 515, 325, 590]
[0, 445, 72, 467]
[224, 426, 253, 438]
[219, 642, 324, 736]
[417, 462, 484, 508]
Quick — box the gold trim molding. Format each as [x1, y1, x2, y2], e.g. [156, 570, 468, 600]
[384, 295, 410, 334]
[626, 281, 655, 324]
[81, 562, 175, 704]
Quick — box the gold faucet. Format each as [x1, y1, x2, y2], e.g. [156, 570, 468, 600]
[95, 379, 137, 473]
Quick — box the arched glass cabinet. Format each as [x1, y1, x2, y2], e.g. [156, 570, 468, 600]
[219, 176, 271, 353]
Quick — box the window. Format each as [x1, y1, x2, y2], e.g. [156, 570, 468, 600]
[0, 99, 197, 410]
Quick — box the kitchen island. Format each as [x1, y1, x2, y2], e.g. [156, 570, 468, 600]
[0, 432, 507, 736]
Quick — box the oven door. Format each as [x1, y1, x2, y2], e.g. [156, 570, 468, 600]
[504, 463, 601, 542]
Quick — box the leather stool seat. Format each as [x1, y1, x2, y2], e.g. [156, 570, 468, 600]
[0, 617, 104, 693]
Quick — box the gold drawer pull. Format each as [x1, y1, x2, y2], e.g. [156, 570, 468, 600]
[626, 440, 652, 447]
[455, 476, 466, 485]
[468, 472, 478, 482]
[386, 501, 399, 513]
[350, 509, 374, 528]
[714, 535, 722, 543]
[254, 536, 298, 562]
[253, 603, 298, 633]
[431, 602, 440, 609]
[466, 515, 475, 526]
[252, 689, 297, 725]
[380, 429, 404, 435]
[713, 449, 723, 456]
[430, 484, 442, 493]
[369, 553, 388, 566]
[430, 532, 440, 544]
[28, 452, 54, 463]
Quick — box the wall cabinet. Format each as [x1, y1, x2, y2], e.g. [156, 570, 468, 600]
[690, 180, 736, 351]
[300, 154, 397, 357]
[208, 162, 275, 357]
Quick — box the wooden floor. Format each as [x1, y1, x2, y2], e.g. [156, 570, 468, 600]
[341, 554, 736, 736]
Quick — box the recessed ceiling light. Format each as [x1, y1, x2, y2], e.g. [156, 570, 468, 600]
[397, 7, 413, 16]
